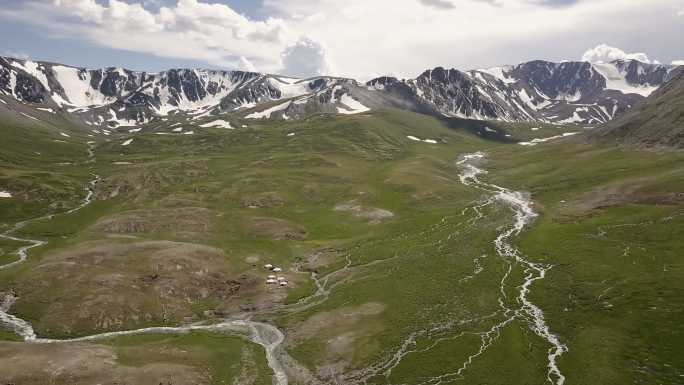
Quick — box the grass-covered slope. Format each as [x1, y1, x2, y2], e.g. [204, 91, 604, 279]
[591, 67, 684, 149]
[488, 143, 684, 384]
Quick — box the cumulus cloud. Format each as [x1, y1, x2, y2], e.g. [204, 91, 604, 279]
[260, 0, 682, 78]
[581, 44, 653, 64]
[19, 0, 290, 72]
[2, 0, 683, 79]
[280, 37, 333, 78]
[236, 56, 257, 72]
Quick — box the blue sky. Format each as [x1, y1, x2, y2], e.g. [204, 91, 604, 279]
[1, 0, 682, 78]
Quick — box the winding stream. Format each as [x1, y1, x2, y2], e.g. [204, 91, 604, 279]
[346, 152, 568, 385]
[1, 142, 101, 271]
[456, 152, 567, 385]
[0, 144, 290, 385]
[0, 149, 565, 385]
[0, 170, 101, 341]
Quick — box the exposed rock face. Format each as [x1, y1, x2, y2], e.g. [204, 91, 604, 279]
[590, 66, 684, 149]
[365, 59, 677, 125]
[414, 67, 507, 119]
[0, 55, 678, 129]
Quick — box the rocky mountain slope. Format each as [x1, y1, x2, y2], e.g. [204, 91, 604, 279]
[0, 56, 351, 127]
[590, 67, 684, 148]
[370, 60, 675, 124]
[0, 55, 678, 134]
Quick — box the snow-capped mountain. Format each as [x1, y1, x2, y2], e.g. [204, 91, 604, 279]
[0, 56, 358, 127]
[0, 55, 679, 130]
[368, 59, 676, 125]
[591, 66, 684, 148]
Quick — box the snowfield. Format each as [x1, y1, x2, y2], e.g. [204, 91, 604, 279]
[20, 112, 39, 121]
[11, 60, 51, 92]
[337, 94, 371, 115]
[592, 63, 659, 96]
[51, 65, 114, 107]
[246, 101, 292, 119]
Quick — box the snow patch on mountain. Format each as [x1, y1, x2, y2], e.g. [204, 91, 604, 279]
[592, 63, 659, 96]
[200, 119, 233, 129]
[246, 101, 292, 119]
[52, 65, 113, 107]
[107, 109, 141, 127]
[269, 77, 311, 98]
[11, 60, 51, 92]
[520, 132, 579, 146]
[0, 56, 676, 126]
[478, 66, 517, 84]
[20, 112, 39, 121]
[337, 94, 370, 114]
[557, 111, 584, 124]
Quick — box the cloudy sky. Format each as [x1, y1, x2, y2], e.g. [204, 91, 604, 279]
[1, 0, 682, 79]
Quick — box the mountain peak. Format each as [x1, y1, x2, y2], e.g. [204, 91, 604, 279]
[0, 55, 678, 130]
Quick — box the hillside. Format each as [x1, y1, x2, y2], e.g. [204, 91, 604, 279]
[591, 66, 684, 148]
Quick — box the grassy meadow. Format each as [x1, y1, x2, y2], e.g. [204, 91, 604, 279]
[0, 106, 682, 384]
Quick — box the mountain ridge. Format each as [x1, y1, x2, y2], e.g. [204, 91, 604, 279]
[1, 55, 679, 134]
[590, 66, 684, 148]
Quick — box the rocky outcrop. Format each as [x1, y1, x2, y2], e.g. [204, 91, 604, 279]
[0, 55, 679, 128]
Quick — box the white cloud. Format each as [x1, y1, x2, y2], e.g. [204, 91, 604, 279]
[2, 0, 683, 79]
[236, 56, 257, 72]
[280, 37, 333, 78]
[263, 0, 680, 78]
[581, 44, 653, 64]
[3, 51, 30, 60]
[421, 0, 538, 8]
[28, 0, 290, 72]
[672, 60, 684, 66]
[418, 0, 458, 9]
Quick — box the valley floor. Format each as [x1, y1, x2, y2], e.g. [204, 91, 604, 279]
[0, 110, 682, 385]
